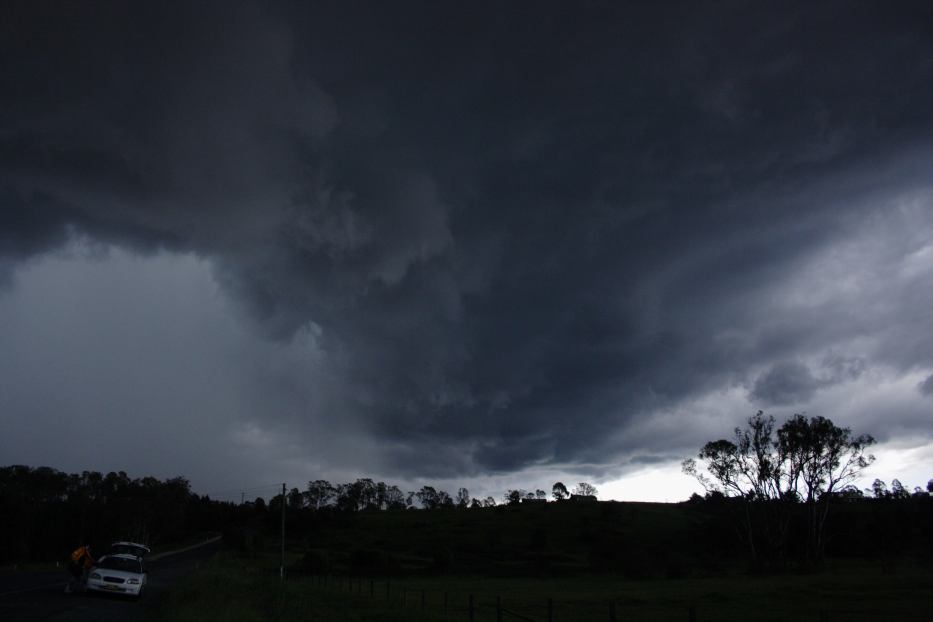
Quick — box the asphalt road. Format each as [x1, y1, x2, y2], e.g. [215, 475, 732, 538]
[0, 539, 222, 622]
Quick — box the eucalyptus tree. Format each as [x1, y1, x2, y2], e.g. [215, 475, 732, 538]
[306, 480, 335, 510]
[683, 411, 874, 567]
[552, 482, 569, 501]
[777, 414, 875, 565]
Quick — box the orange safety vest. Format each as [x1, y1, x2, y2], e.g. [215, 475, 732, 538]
[70, 546, 93, 568]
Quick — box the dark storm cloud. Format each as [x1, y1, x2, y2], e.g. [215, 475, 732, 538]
[751, 362, 821, 406]
[2, 1, 933, 482]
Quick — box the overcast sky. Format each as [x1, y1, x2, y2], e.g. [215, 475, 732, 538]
[2, 1, 932, 502]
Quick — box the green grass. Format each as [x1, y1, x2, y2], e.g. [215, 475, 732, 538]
[151, 551, 933, 622]
[156, 499, 932, 620]
[148, 551, 448, 622]
[301, 501, 723, 578]
[0, 560, 64, 573]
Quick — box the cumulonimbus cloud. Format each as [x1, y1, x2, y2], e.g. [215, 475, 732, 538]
[2, 1, 933, 483]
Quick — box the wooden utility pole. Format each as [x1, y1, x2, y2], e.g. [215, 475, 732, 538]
[280, 482, 286, 581]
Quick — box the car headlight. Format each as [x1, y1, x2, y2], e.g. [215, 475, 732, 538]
[126, 578, 140, 584]
[90, 573, 101, 580]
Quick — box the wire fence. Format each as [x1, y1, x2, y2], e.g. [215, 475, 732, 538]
[278, 572, 900, 622]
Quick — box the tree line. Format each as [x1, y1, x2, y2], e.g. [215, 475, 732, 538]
[0, 466, 234, 564]
[0, 464, 600, 564]
[865, 477, 933, 499]
[288, 479, 599, 512]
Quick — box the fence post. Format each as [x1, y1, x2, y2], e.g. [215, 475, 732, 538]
[386, 580, 390, 600]
[548, 598, 554, 622]
[370, 579, 374, 597]
[469, 594, 475, 622]
[422, 589, 426, 611]
[403, 589, 407, 606]
[609, 601, 617, 622]
[688, 605, 697, 622]
[819, 612, 829, 622]
[444, 592, 449, 614]
[497, 595, 502, 622]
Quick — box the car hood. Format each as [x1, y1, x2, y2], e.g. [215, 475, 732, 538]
[91, 567, 145, 580]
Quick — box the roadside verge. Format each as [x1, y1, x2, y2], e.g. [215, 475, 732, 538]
[149, 534, 222, 561]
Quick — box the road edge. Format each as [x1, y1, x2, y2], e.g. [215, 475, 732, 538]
[148, 535, 222, 561]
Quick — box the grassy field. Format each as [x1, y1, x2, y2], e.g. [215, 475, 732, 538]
[295, 501, 733, 578]
[149, 550, 933, 622]
[155, 499, 931, 621]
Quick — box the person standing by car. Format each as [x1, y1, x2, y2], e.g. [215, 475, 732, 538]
[65, 544, 95, 593]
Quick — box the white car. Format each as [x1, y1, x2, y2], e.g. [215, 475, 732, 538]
[87, 553, 148, 598]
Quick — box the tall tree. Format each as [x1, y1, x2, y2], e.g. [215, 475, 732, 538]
[437, 490, 454, 508]
[890, 479, 909, 499]
[777, 414, 874, 565]
[415, 486, 439, 509]
[287, 487, 304, 509]
[684, 411, 874, 568]
[504, 489, 523, 505]
[384, 485, 406, 510]
[306, 480, 334, 510]
[551, 482, 569, 501]
[455, 487, 471, 508]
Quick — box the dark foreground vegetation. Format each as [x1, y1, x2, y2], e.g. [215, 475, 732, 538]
[189, 491, 933, 621]
[0, 466, 234, 563]
[3, 464, 931, 578]
[151, 549, 933, 622]
[249, 491, 933, 579]
[3, 459, 932, 620]
[149, 491, 933, 621]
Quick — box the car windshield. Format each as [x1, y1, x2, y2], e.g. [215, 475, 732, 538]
[97, 557, 142, 573]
